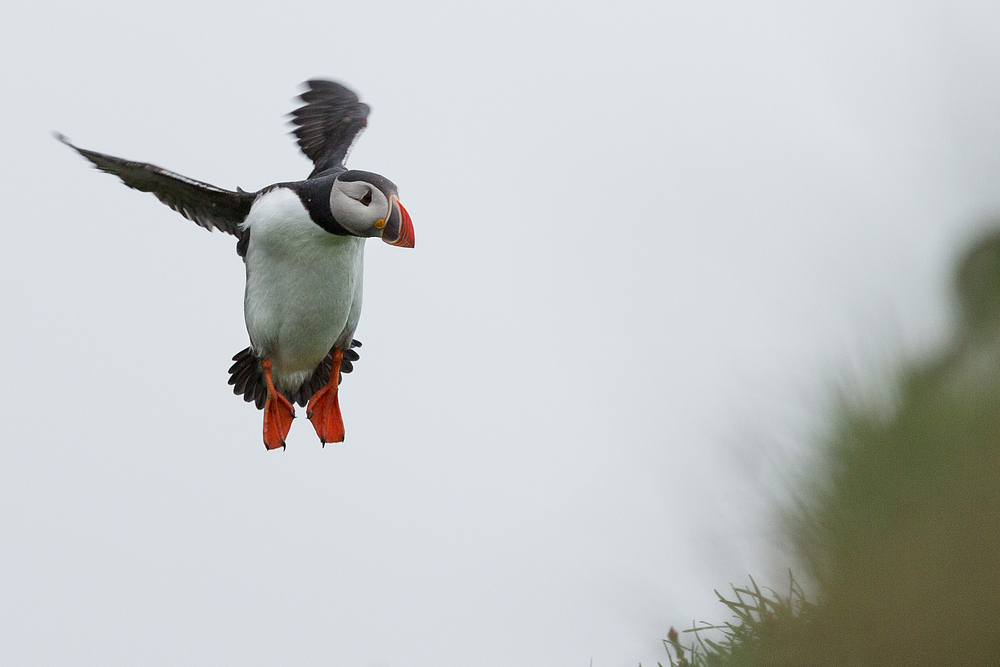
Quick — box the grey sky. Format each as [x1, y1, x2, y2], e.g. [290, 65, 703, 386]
[3, 1, 1000, 665]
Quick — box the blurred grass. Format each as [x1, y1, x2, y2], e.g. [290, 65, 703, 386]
[660, 229, 1000, 666]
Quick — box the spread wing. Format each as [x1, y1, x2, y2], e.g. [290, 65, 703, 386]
[288, 80, 370, 178]
[57, 133, 256, 237]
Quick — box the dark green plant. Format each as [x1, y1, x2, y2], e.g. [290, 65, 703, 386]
[657, 228, 1000, 667]
[661, 574, 813, 667]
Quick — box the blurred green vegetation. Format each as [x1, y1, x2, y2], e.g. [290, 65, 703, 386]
[661, 230, 1000, 667]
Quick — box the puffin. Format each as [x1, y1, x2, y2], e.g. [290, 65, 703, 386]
[58, 80, 415, 450]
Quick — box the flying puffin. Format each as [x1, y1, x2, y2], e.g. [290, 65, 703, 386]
[58, 80, 415, 450]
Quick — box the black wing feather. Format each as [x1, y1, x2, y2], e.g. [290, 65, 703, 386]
[57, 133, 256, 237]
[288, 80, 370, 178]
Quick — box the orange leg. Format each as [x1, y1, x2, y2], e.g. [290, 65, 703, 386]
[307, 349, 345, 445]
[262, 358, 295, 450]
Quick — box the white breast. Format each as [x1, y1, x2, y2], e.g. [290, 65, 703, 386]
[241, 187, 365, 392]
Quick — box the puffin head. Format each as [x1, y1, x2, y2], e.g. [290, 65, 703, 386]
[329, 170, 414, 247]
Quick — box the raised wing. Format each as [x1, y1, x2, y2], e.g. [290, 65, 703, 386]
[288, 80, 370, 178]
[57, 133, 256, 237]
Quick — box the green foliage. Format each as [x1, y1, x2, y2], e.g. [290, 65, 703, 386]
[661, 574, 813, 667]
[659, 230, 1000, 666]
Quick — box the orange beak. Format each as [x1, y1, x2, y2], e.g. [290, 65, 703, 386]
[382, 197, 415, 248]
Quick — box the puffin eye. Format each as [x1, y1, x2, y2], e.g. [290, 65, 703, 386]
[360, 189, 372, 206]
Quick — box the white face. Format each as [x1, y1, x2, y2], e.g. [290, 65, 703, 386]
[329, 179, 391, 237]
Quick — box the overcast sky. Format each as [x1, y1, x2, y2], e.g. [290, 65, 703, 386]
[3, 1, 1000, 665]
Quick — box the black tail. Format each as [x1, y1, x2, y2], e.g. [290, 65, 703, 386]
[227, 341, 361, 409]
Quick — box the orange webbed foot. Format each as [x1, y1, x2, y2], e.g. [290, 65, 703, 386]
[263, 391, 295, 450]
[307, 349, 345, 445]
[261, 358, 295, 450]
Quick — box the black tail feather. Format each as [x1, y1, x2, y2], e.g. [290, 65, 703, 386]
[228, 340, 361, 409]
